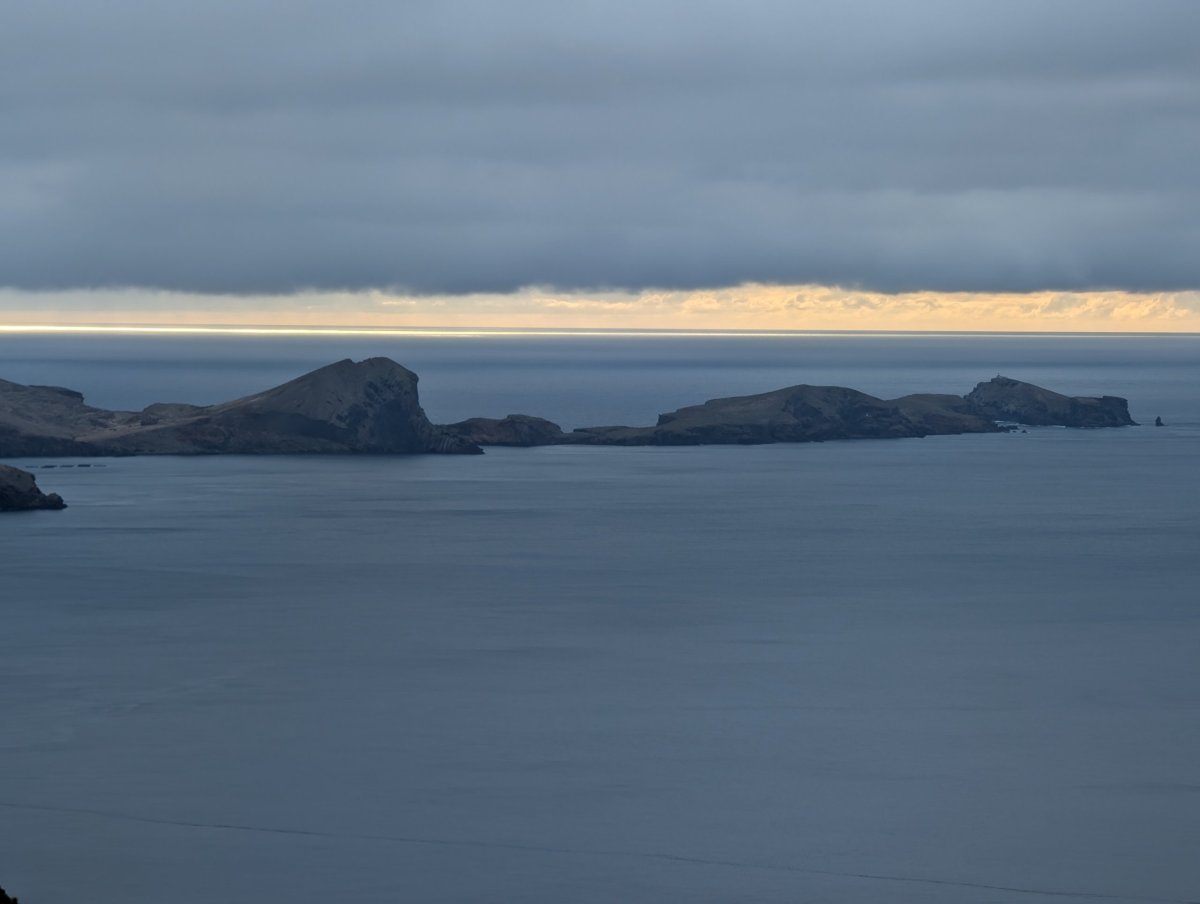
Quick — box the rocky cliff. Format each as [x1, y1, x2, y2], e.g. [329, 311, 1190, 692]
[0, 358, 481, 456]
[964, 376, 1136, 428]
[0, 464, 66, 511]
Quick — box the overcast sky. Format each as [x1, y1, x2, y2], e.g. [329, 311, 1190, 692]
[3, 0, 1198, 303]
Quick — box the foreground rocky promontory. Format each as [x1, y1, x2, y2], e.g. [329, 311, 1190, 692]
[1, 360, 1135, 458]
[0, 464, 65, 511]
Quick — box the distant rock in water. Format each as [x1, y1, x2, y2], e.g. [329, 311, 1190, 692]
[964, 376, 1136, 428]
[0, 358, 481, 456]
[0, 464, 66, 511]
[441, 414, 566, 447]
[1155, 416, 1165, 427]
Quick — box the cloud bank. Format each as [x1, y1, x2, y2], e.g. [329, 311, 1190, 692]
[3, 0, 1198, 302]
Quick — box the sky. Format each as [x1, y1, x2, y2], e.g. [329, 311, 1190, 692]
[3, 0, 1199, 331]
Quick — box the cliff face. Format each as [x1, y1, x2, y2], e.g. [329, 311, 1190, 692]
[0, 464, 66, 511]
[0, 359, 481, 456]
[0, 380, 108, 457]
[964, 376, 1137, 428]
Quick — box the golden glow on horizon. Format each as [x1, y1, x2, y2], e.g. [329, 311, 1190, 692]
[2, 284, 1199, 333]
[0, 324, 1197, 338]
[0, 324, 872, 338]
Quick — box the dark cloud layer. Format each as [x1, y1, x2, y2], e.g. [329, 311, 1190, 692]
[3, 0, 1198, 295]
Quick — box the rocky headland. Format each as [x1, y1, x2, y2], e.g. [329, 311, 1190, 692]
[964, 375, 1136, 428]
[0, 464, 66, 511]
[0, 358, 480, 457]
[0, 362, 1135, 457]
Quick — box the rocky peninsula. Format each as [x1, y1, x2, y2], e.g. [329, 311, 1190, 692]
[446, 375, 1136, 447]
[0, 464, 66, 511]
[1, 360, 1135, 458]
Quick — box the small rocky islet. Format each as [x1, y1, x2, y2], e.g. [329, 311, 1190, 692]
[1, 357, 1138, 511]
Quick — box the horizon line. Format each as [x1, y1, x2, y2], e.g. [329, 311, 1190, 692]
[3, 323, 1199, 339]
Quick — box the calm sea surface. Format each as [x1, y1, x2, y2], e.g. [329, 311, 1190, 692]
[2, 334, 1199, 903]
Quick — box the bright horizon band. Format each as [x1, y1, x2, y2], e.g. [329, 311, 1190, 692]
[4, 324, 1200, 339]
[2, 284, 1200, 334]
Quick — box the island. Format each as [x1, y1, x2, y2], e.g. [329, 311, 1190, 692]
[446, 375, 1136, 447]
[1, 359, 1135, 459]
[0, 464, 66, 512]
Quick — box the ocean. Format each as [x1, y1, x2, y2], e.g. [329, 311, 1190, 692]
[2, 333, 1198, 903]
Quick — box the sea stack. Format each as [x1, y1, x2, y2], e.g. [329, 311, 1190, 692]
[0, 464, 66, 511]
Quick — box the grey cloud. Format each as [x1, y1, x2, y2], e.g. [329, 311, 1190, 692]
[2, 0, 1198, 295]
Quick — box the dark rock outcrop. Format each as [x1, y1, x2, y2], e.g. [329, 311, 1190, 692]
[0, 884, 19, 903]
[442, 414, 566, 447]
[0, 464, 66, 511]
[1155, 416, 1165, 427]
[1, 359, 480, 456]
[964, 376, 1136, 428]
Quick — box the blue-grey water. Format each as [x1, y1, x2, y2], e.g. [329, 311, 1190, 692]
[2, 334, 1199, 904]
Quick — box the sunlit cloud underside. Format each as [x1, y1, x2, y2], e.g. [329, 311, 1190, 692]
[2, 284, 1199, 334]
